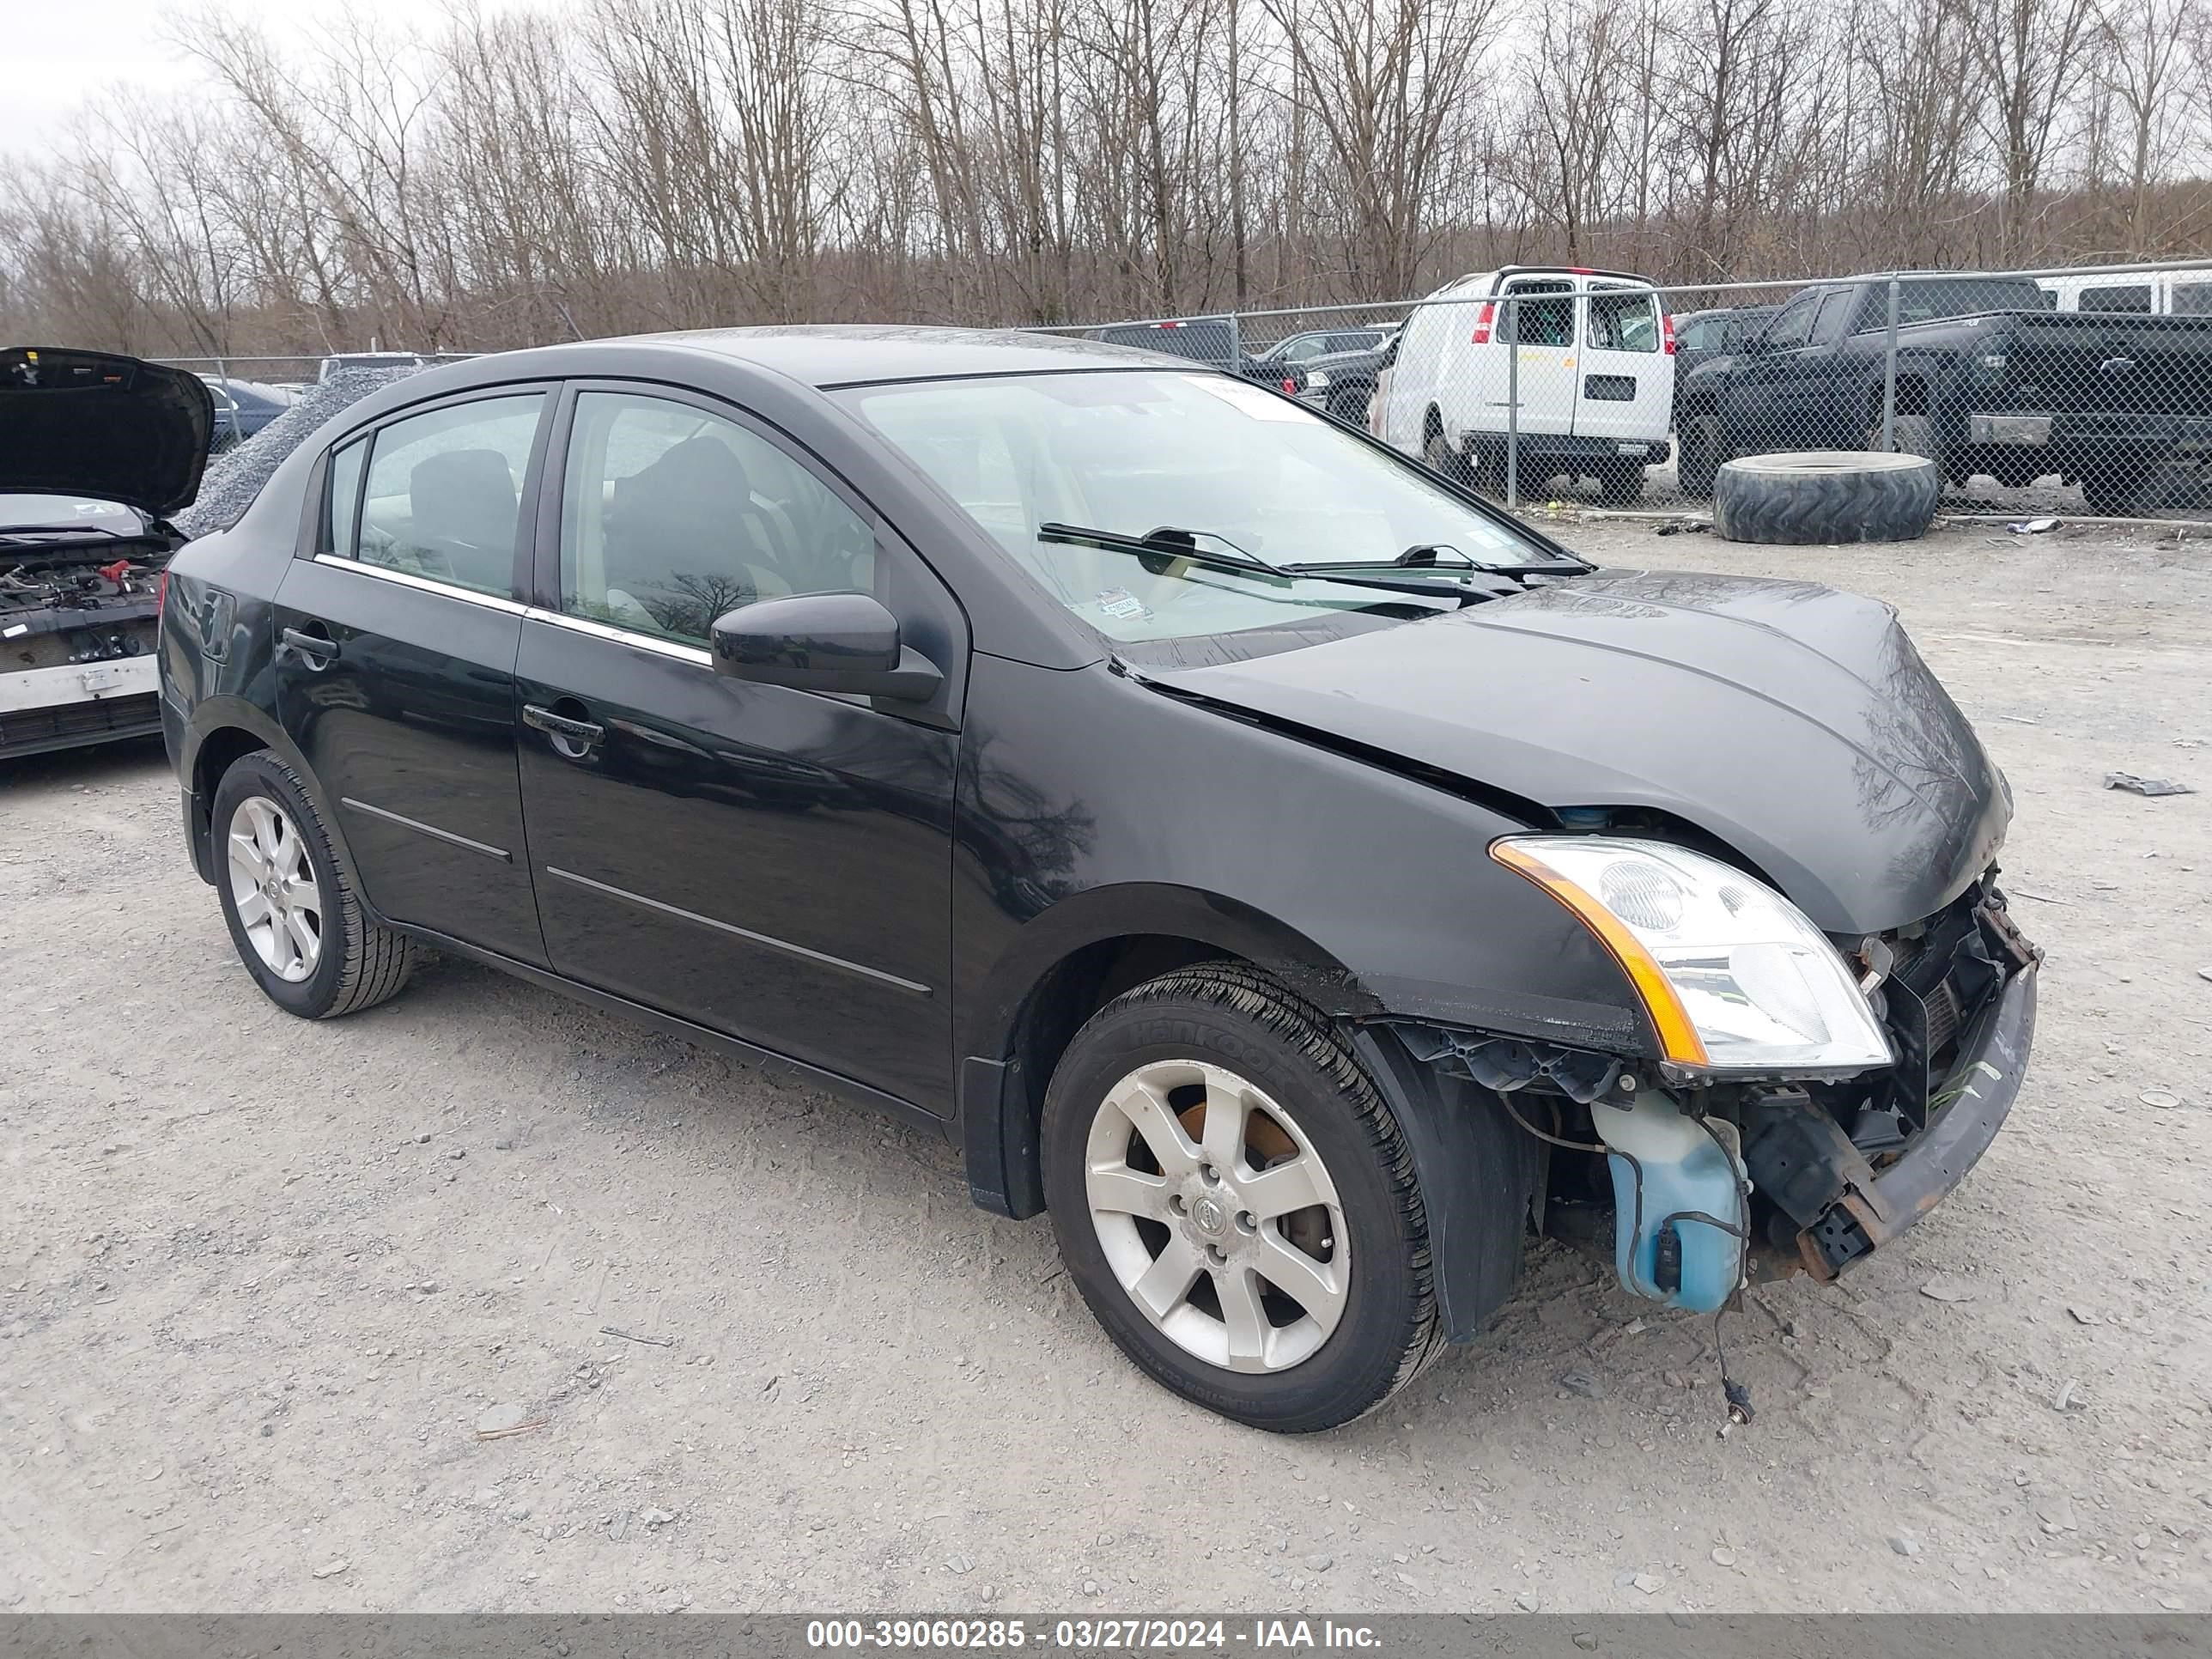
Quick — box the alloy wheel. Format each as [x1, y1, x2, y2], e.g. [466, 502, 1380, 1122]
[1084, 1059, 1350, 1373]
[226, 795, 325, 983]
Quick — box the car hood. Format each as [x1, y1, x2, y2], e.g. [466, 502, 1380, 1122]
[1146, 569, 2008, 934]
[1, 347, 215, 520]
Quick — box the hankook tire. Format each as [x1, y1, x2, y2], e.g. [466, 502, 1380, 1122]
[1041, 963, 1444, 1432]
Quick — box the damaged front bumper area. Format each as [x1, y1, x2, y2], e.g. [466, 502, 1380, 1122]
[1395, 880, 2039, 1315]
[1741, 889, 2039, 1281]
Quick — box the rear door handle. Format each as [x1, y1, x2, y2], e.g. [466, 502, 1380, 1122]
[523, 702, 606, 756]
[281, 626, 339, 664]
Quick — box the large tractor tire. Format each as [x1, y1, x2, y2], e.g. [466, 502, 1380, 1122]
[1712, 451, 1941, 544]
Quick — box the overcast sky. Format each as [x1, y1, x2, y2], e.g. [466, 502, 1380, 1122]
[3, 0, 495, 158]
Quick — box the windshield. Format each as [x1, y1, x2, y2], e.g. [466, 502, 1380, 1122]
[838, 370, 1563, 646]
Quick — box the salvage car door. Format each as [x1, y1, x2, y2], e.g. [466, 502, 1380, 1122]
[514, 384, 963, 1113]
[272, 387, 551, 966]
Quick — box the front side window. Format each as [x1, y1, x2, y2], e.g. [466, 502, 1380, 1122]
[559, 391, 876, 648]
[838, 370, 1564, 650]
[1764, 295, 1820, 350]
[2174, 283, 2212, 316]
[353, 393, 544, 595]
[1587, 291, 1660, 352]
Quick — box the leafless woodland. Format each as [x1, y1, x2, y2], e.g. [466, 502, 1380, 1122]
[3, 0, 2210, 356]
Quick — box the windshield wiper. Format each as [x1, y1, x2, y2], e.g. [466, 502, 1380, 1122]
[1285, 543, 1589, 579]
[1036, 521, 1289, 582]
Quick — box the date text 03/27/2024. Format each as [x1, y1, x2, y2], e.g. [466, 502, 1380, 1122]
[804, 1619, 1384, 1650]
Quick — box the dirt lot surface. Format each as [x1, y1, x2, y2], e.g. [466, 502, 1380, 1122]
[5, 516, 2211, 1615]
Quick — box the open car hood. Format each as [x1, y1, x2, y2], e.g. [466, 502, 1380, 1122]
[1146, 569, 2010, 935]
[1, 347, 215, 520]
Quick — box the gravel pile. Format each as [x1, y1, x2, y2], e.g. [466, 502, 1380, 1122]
[178, 367, 422, 537]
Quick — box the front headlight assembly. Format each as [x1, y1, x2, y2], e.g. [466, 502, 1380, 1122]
[1492, 836, 1893, 1074]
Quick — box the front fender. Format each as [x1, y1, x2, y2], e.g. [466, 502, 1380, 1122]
[960, 881, 1381, 1068]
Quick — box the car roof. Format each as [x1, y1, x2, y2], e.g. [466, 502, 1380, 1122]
[620, 324, 1192, 386]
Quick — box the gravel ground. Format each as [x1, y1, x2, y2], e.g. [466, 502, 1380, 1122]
[3, 516, 2210, 1614]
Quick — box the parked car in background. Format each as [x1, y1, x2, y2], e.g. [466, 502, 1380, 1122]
[2038, 268, 2212, 316]
[1668, 305, 1778, 404]
[156, 326, 2038, 1431]
[2, 347, 210, 760]
[1088, 319, 1307, 395]
[1674, 272, 2212, 513]
[1256, 326, 1395, 367]
[1290, 336, 1398, 427]
[1374, 266, 1674, 504]
[202, 376, 295, 450]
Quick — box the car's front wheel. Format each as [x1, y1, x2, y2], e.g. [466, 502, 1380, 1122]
[1042, 963, 1442, 1431]
[211, 750, 418, 1019]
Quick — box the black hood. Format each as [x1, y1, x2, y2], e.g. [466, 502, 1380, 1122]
[1, 347, 215, 520]
[1150, 569, 2009, 935]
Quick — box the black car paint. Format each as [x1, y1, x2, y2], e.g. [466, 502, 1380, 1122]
[1, 347, 214, 518]
[160, 326, 2021, 1340]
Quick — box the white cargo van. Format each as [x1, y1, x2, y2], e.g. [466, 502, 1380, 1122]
[1373, 266, 1674, 503]
[2036, 269, 2212, 315]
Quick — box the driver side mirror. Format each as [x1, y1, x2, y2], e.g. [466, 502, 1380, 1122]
[709, 591, 943, 703]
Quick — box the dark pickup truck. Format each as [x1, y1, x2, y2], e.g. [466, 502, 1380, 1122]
[1675, 274, 2212, 514]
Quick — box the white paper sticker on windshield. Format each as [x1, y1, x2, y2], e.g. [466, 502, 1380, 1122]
[1178, 374, 1310, 420]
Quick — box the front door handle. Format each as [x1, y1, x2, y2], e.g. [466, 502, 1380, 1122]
[523, 702, 606, 757]
[281, 626, 339, 665]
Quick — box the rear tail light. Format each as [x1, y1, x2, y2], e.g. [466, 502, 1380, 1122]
[1471, 302, 1497, 344]
[1661, 313, 1677, 356]
[156, 569, 170, 620]
[1282, 377, 1297, 395]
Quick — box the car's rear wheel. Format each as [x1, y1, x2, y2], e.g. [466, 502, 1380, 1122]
[1041, 963, 1441, 1432]
[211, 750, 417, 1019]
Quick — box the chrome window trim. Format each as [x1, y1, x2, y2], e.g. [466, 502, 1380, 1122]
[310, 553, 528, 616]
[520, 606, 714, 667]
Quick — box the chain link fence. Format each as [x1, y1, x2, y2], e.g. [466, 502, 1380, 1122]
[1036, 259, 2212, 522]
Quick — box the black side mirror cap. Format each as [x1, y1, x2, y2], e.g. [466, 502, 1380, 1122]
[709, 591, 943, 703]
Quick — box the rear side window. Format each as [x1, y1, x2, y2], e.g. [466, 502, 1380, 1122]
[1588, 291, 1659, 352]
[353, 393, 544, 596]
[1503, 282, 1574, 347]
[2079, 284, 2153, 313]
[323, 437, 366, 558]
[2175, 283, 2212, 316]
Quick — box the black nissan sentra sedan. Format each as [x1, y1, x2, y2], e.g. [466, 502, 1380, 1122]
[135, 327, 2038, 1431]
